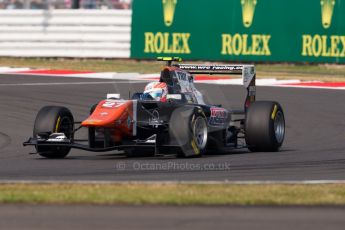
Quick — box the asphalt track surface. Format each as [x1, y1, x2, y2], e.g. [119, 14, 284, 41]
[1, 205, 344, 230]
[0, 74, 345, 181]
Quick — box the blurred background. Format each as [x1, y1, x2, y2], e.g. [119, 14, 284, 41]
[0, 0, 131, 9]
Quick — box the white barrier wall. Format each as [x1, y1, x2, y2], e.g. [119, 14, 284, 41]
[0, 10, 131, 58]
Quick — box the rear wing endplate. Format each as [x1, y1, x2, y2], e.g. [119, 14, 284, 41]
[175, 64, 256, 111]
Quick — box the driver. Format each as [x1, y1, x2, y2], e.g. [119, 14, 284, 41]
[142, 82, 168, 102]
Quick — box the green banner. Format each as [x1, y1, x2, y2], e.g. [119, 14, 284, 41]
[131, 0, 345, 63]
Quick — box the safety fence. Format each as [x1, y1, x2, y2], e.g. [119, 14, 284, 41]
[0, 10, 131, 58]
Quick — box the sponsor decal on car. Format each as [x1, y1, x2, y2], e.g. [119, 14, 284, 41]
[149, 110, 161, 126]
[102, 100, 125, 108]
[209, 107, 228, 126]
[127, 116, 132, 128]
[191, 139, 200, 155]
[271, 104, 278, 120]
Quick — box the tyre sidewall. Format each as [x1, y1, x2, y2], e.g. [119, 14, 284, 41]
[169, 106, 208, 157]
[245, 101, 285, 152]
[33, 106, 74, 158]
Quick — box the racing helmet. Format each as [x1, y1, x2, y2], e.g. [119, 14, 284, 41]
[142, 82, 168, 102]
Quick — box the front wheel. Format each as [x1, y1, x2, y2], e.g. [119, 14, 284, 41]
[245, 101, 285, 152]
[33, 106, 74, 158]
[169, 107, 208, 157]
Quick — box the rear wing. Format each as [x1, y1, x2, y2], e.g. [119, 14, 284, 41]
[175, 64, 256, 110]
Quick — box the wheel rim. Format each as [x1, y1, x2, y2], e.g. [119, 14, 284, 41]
[193, 116, 208, 150]
[274, 111, 285, 143]
[59, 117, 73, 138]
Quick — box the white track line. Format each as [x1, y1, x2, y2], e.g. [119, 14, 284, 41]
[5, 71, 142, 80]
[1, 68, 344, 90]
[271, 84, 345, 90]
[0, 67, 31, 73]
[0, 180, 345, 185]
[0, 80, 147, 87]
[194, 79, 302, 85]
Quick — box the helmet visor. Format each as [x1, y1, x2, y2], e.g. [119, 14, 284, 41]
[142, 88, 163, 101]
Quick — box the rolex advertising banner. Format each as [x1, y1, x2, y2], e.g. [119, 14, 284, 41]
[130, 0, 345, 63]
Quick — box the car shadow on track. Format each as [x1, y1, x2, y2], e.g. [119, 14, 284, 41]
[31, 148, 294, 161]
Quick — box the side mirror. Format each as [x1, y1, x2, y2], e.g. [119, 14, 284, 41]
[167, 94, 182, 100]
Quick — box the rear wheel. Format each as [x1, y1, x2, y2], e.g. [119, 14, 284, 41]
[245, 101, 285, 152]
[169, 107, 208, 157]
[33, 106, 74, 158]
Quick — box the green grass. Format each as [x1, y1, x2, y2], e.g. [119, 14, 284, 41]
[0, 58, 162, 74]
[1, 183, 345, 205]
[1, 57, 345, 81]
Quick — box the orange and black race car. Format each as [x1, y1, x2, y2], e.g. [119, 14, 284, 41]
[23, 57, 285, 158]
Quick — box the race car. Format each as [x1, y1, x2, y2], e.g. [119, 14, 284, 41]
[23, 57, 285, 158]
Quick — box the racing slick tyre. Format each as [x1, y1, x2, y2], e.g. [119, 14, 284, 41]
[169, 106, 208, 157]
[33, 106, 74, 159]
[245, 101, 285, 152]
